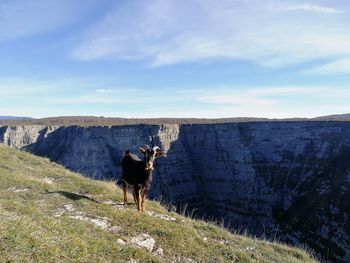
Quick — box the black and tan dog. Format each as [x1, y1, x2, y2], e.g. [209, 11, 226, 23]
[122, 146, 165, 212]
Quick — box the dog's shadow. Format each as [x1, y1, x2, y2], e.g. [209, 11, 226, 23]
[43, 190, 101, 203]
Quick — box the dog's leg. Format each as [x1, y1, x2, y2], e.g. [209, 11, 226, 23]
[123, 181, 128, 205]
[132, 185, 137, 205]
[134, 185, 141, 211]
[141, 187, 148, 213]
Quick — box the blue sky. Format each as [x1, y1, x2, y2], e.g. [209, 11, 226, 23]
[1, 0, 350, 118]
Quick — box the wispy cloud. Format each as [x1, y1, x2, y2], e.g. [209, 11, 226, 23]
[0, 78, 50, 96]
[71, 0, 350, 74]
[41, 85, 350, 119]
[196, 86, 350, 102]
[46, 88, 177, 105]
[191, 86, 350, 118]
[49, 95, 124, 105]
[287, 4, 344, 14]
[306, 57, 350, 75]
[198, 94, 277, 107]
[1, 78, 350, 118]
[95, 89, 113, 93]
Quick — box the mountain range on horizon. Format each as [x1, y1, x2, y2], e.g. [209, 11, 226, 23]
[0, 116, 33, 120]
[2, 113, 350, 125]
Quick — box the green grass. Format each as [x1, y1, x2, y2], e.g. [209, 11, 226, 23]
[0, 145, 317, 262]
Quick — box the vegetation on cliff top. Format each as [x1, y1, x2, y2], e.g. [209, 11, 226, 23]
[0, 145, 316, 262]
[2, 113, 350, 126]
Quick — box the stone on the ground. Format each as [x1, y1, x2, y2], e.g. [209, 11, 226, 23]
[7, 187, 30, 193]
[42, 177, 54, 184]
[154, 213, 176, 221]
[130, 233, 155, 252]
[63, 204, 74, 211]
[153, 247, 164, 257]
[69, 212, 111, 230]
[117, 239, 126, 245]
[108, 225, 122, 233]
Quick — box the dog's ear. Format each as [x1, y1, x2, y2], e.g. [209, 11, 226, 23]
[139, 147, 147, 155]
[155, 150, 165, 158]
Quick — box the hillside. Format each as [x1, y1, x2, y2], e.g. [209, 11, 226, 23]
[1, 123, 349, 262]
[0, 145, 316, 262]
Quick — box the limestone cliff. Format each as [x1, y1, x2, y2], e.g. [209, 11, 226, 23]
[1, 122, 349, 262]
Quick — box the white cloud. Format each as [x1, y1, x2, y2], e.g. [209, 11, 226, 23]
[71, 0, 350, 74]
[306, 57, 350, 75]
[287, 4, 344, 14]
[53, 86, 350, 119]
[2, 79, 350, 118]
[246, 87, 318, 96]
[0, 78, 50, 96]
[198, 94, 277, 107]
[49, 95, 123, 105]
[95, 89, 113, 93]
[103, 103, 350, 119]
[196, 86, 350, 102]
[191, 86, 350, 118]
[47, 88, 177, 105]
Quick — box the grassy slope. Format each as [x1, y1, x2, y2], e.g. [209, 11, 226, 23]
[0, 145, 317, 263]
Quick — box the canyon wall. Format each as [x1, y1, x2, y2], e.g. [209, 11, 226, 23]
[1, 122, 350, 262]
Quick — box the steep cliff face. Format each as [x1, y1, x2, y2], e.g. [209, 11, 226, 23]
[1, 122, 350, 262]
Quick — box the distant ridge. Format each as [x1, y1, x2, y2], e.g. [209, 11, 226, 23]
[0, 114, 350, 126]
[312, 113, 350, 121]
[0, 116, 32, 121]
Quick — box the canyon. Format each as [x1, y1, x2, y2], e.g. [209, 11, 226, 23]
[1, 122, 349, 262]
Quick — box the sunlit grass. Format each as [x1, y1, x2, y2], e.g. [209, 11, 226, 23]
[0, 145, 317, 262]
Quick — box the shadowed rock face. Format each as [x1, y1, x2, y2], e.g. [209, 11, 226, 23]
[1, 122, 350, 262]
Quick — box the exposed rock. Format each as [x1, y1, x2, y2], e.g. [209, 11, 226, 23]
[117, 239, 126, 246]
[147, 211, 176, 221]
[7, 187, 30, 193]
[154, 213, 176, 221]
[0, 125, 57, 148]
[153, 247, 164, 257]
[130, 233, 155, 252]
[53, 203, 74, 217]
[42, 177, 54, 184]
[53, 203, 112, 230]
[69, 212, 111, 230]
[218, 239, 229, 245]
[108, 225, 123, 233]
[63, 203, 74, 211]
